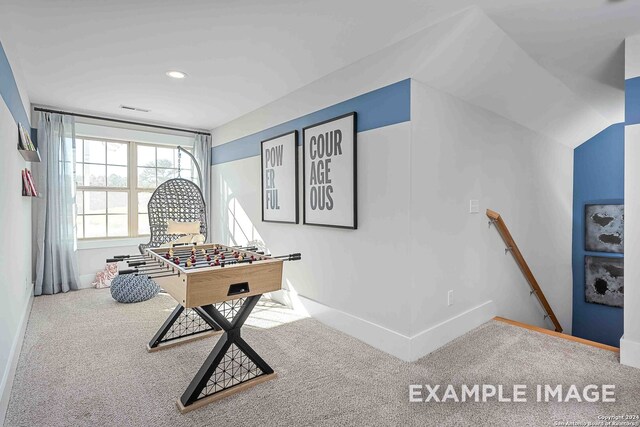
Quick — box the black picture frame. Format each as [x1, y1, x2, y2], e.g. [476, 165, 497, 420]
[302, 112, 357, 230]
[584, 255, 624, 308]
[261, 130, 299, 224]
[584, 202, 624, 254]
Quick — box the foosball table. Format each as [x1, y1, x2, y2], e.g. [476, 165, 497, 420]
[108, 243, 301, 412]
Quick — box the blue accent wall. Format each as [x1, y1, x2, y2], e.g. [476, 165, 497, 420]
[212, 79, 411, 165]
[572, 124, 625, 347]
[626, 77, 640, 125]
[0, 41, 30, 130]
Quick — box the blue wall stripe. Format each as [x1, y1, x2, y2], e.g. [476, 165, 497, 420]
[212, 79, 411, 165]
[572, 123, 625, 347]
[0, 41, 30, 130]
[626, 76, 640, 125]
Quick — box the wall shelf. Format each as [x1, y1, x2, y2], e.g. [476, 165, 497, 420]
[17, 122, 40, 162]
[21, 167, 39, 197]
[18, 148, 41, 163]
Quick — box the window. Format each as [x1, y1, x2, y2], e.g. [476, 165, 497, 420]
[75, 137, 196, 239]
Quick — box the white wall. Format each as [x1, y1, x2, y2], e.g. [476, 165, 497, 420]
[621, 34, 640, 369]
[409, 80, 573, 339]
[0, 95, 33, 422]
[212, 122, 414, 337]
[623, 123, 640, 368]
[76, 241, 143, 288]
[625, 34, 640, 80]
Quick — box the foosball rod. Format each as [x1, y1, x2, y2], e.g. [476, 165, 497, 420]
[138, 272, 180, 279]
[180, 253, 302, 270]
[157, 244, 259, 254]
[106, 245, 256, 261]
[153, 250, 265, 266]
[158, 246, 261, 257]
[167, 243, 258, 250]
[164, 249, 275, 266]
[109, 253, 154, 260]
[121, 252, 263, 272]
[106, 255, 152, 263]
[110, 253, 213, 268]
[118, 268, 178, 275]
[120, 263, 175, 273]
[174, 245, 266, 257]
[126, 260, 162, 267]
[135, 252, 299, 272]
[118, 261, 179, 274]
[127, 248, 259, 264]
[106, 246, 259, 263]
[130, 258, 180, 269]
[179, 252, 299, 267]
[118, 268, 181, 278]
[128, 258, 183, 269]
[160, 252, 264, 265]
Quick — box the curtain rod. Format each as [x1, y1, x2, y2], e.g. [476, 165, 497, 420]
[33, 107, 211, 136]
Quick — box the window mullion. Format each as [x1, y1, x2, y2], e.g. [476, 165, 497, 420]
[129, 141, 137, 237]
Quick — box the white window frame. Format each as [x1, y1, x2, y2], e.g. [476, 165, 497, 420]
[75, 136, 195, 241]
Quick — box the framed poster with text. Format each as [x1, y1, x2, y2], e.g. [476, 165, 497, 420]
[261, 130, 299, 223]
[303, 112, 357, 229]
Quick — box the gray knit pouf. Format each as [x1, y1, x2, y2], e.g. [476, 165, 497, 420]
[110, 274, 160, 303]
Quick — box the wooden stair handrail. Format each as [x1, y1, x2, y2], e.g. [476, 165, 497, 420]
[486, 209, 563, 333]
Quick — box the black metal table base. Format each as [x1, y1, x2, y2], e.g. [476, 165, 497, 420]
[149, 295, 275, 412]
[148, 305, 222, 351]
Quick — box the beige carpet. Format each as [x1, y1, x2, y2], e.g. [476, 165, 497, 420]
[4, 289, 640, 427]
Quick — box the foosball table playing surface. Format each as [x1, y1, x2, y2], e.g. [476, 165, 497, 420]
[108, 243, 301, 412]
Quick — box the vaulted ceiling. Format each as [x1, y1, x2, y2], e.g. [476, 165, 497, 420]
[0, 0, 638, 137]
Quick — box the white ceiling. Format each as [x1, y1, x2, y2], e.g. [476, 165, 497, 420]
[0, 0, 638, 133]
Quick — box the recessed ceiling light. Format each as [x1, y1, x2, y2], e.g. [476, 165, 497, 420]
[166, 70, 187, 79]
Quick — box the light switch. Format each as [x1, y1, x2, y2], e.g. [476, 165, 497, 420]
[469, 199, 480, 214]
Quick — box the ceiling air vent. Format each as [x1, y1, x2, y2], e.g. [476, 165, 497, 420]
[120, 105, 150, 113]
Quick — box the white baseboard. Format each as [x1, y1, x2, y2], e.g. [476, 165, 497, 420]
[290, 292, 495, 362]
[620, 336, 640, 369]
[409, 300, 496, 360]
[0, 292, 34, 425]
[295, 294, 413, 360]
[79, 273, 96, 289]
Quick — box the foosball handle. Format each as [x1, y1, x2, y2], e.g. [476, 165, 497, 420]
[114, 255, 130, 259]
[288, 253, 302, 261]
[128, 261, 147, 267]
[118, 269, 137, 275]
[106, 258, 121, 263]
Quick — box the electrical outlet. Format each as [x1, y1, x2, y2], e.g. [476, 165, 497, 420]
[448, 290, 454, 306]
[469, 200, 480, 214]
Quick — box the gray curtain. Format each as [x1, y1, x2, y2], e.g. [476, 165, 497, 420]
[33, 112, 80, 295]
[193, 133, 212, 241]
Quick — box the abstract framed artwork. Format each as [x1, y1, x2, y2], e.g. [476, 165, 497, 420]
[261, 130, 299, 224]
[584, 255, 623, 308]
[584, 204, 624, 253]
[302, 112, 357, 229]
